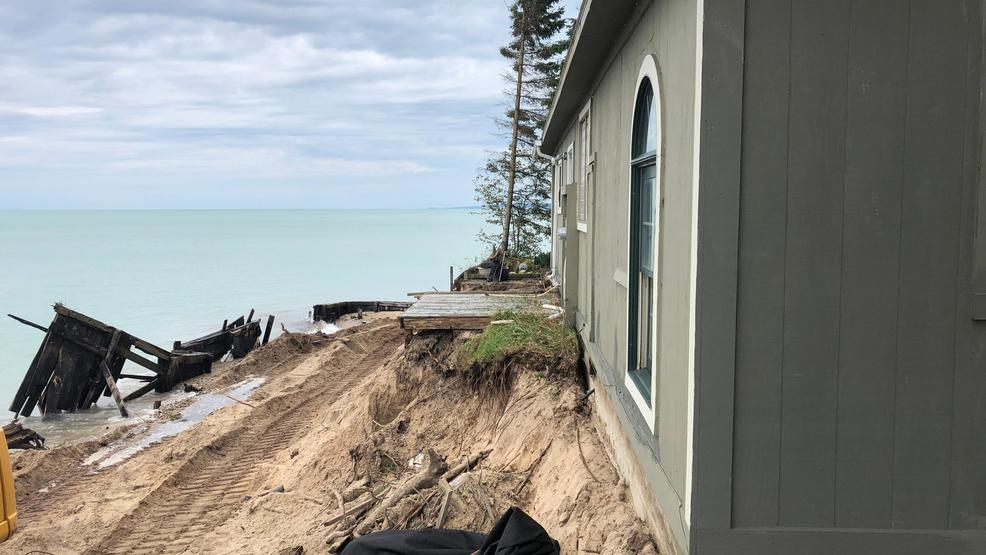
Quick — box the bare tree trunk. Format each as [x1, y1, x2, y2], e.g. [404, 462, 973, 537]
[500, 6, 528, 259]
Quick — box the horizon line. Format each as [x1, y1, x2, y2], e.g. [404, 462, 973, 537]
[0, 206, 483, 211]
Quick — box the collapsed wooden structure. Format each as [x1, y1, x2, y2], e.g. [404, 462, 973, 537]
[8, 305, 275, 419]
[312, 301, 412, 323]
[174, 312, 272, 363]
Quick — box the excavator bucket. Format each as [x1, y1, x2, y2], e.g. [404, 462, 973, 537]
[0, 432, 16, 541]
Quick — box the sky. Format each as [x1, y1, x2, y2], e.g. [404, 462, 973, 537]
[0, 0, 580, 209]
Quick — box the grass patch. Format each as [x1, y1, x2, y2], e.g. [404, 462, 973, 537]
[458, 310, 578, 369]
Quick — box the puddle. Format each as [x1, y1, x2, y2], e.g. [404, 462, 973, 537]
[83, 377, 266, 469]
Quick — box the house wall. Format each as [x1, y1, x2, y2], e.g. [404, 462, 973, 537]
[693, 0, 986, 553]
[552, 0, 700, 552]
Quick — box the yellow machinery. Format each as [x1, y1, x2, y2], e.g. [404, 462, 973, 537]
[0, 432, 16, 541]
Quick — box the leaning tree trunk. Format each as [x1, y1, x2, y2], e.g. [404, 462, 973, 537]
[500, 9, 528, 261]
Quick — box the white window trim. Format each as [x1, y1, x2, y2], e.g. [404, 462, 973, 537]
[555, 159, 564, 215]
[576, 99, 592, 233]
[565, 142, 575, 185]
[623, 54, 662, 432]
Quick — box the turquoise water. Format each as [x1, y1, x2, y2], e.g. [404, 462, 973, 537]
[0, 209, 488, 441]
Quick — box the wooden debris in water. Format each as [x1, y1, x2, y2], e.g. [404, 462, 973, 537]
[3, 421, 44, 450]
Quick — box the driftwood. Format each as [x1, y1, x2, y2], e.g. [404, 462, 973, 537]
[436, 478, 453, 528]
[4, 421, 44, 449]
[355, 449, 448, 535]
[323, 495, 378, 528]
[323, 449, 493, 551]
[442, 449, 491, 482]
[400, 490, 439, 528]
[322, 483, 391, 527]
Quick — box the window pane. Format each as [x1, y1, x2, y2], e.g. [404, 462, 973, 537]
[638, 165, 656, 274]
[578, 116, 590, 224]
[633, 79, 656, 158]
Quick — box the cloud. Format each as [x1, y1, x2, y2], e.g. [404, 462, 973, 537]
[0, 0, 581, 208]
[0, 106, 103, 117]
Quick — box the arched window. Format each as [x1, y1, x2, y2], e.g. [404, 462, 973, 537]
[633, 79, 657, 159]
[627, 59, 660, 427]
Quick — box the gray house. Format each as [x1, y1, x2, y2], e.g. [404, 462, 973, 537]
[543, 1, 986, 554]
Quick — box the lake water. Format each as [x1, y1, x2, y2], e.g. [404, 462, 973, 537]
[0, 209, 489, 443]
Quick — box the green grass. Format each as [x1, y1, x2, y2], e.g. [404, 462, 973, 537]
[458, 310, 578, 368]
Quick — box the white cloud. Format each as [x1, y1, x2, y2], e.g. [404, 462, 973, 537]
[0, 0, 580, 208]
[0, 105, 102, 117]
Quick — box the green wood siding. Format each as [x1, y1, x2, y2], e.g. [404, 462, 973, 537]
[697, 0, 986, 552]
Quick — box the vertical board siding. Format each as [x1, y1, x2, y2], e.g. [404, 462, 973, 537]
[731, 0, 986, 534]
[731, 0, 791, 528]
[949, 0, 986, 528]
[777, 0, 851, 527]
[834, 0, 908, 529]
[890, 0, 967, 530]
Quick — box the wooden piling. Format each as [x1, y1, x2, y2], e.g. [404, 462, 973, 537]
[247, 309, 255, 323]
[263, 315, 275, 346]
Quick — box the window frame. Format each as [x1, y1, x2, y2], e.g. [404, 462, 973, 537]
[565, 142, 575, 185]
[576, 100, 592, 233]
[624, 55, 662, 431]
[555, 158, 564, 215]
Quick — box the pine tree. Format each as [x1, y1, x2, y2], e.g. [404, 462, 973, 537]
[474, 0, 570, 261]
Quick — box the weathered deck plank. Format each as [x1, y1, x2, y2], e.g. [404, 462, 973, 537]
[399, 294, 538, 332]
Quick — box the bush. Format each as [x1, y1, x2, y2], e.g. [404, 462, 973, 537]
[531, 251, 550, 270]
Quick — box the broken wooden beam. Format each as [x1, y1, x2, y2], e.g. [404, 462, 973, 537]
[7, 313, 48, 333]
[100, 329, 129, 417]
[119, 373, 156, 382]
[123, 379, 159, 402]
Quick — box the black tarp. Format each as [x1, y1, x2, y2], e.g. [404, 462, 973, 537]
[341, 506, 560, 555]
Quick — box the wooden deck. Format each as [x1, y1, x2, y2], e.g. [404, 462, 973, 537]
[399, 293, 539, 332]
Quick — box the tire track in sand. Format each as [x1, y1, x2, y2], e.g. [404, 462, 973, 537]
[81, 323, 401, 555]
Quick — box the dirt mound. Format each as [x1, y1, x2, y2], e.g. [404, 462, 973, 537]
[188, 326, 657, 554]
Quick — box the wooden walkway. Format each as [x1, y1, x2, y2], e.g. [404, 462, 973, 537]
[399, 293, 538, 332]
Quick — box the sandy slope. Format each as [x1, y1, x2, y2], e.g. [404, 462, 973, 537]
[4, 316, 656, 554]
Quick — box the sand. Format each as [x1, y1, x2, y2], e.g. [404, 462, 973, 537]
[3, 315, 656, 554]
